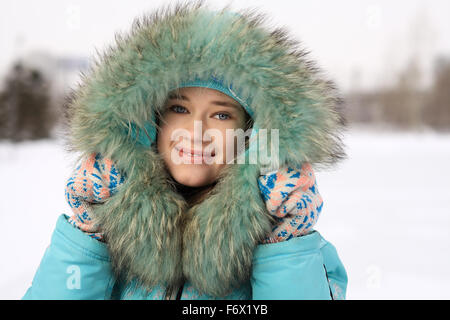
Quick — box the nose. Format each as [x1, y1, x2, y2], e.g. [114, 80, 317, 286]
[182, 124, 219, 160]
[182, 116, 213, 146]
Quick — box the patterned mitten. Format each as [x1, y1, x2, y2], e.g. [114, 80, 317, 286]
[257, 162, 323, 244]
[65, 153, 125, 241]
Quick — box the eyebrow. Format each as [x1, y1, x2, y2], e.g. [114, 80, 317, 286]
[168, 94, 241, 110]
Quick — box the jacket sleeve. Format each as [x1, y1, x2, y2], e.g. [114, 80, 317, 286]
[22, 214, 115, 300]
[250, 230, 347, 300]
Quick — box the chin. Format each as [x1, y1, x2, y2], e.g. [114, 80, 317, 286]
[169, 165, 216, 187]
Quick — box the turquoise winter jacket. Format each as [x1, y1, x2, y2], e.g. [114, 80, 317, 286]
[23, 214, 347, 300]
[42, 2, 349, 300]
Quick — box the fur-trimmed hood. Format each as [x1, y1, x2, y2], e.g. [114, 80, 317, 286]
[63, 0, 347, 297]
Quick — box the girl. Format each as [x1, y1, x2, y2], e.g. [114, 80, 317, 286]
[23, 1, 348, 300]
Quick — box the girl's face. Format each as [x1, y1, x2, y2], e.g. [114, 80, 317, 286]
[157, 87, 248, 187]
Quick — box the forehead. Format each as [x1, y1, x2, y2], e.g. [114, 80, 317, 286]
[167, 87, 246, 113]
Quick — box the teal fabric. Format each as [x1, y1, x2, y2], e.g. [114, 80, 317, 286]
[22, 214, 114, 300]
[23, 214, 347, 300]
[169, 74, 255, 118]
[251, 231, 347, 300]
[129, 119, 157, 148]
[116, 279, 252, 300]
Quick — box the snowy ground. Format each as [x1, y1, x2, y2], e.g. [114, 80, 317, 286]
[1, 125, 449, 300]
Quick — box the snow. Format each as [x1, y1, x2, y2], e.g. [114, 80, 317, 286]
[314, 125, 450, 299]
[1, 125, 449, 299]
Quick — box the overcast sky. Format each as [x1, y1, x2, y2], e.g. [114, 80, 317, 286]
[1, 0, 450, 92]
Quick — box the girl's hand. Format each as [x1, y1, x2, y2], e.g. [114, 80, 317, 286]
[65, 153, 125, 241]
[257, 163, 323, 244]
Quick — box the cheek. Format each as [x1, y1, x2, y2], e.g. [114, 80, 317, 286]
[157, 122, 173, 155]
[216, 128, 240, 162]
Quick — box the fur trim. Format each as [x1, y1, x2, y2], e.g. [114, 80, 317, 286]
[62, 0, 347, 297]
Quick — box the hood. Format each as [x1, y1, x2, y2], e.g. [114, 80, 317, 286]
[63, 0, 347, 297]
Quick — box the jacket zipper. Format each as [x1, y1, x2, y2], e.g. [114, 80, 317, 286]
[163, 282, 184, 300]
[176, 281, 184, 300]
[323, 265, 334, 300]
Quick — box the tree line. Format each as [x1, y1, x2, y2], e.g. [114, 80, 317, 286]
[345, 56, 450, 131]
[1, 55, 449, 142]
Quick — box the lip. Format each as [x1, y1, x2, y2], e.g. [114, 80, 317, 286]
[174, 146, 216, 157]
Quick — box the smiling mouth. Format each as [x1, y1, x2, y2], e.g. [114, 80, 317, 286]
[174, 146, 216, 159]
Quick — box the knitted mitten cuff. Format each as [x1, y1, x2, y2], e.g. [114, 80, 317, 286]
[65, 153, 125, 241]
[257, 163, 323, 244]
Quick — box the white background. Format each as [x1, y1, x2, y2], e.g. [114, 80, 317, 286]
[1, 125, 449, 299]
[1, 0, 450, 92]
[1, 0, 450, 300]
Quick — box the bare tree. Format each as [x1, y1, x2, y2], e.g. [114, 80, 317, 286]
[0, 61, 56, 141]
[422, 57, 450, 130]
